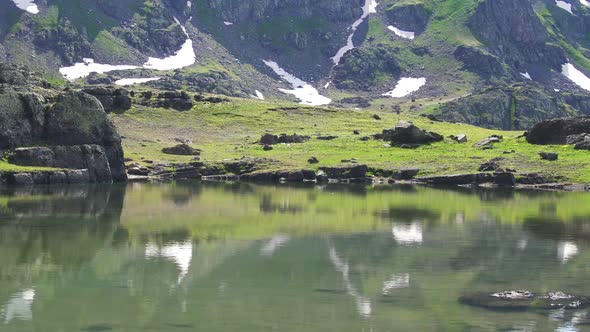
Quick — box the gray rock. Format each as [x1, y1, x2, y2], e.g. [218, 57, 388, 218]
[162, 144, 201, 156]
[540, 152, 558, 161]
[527, 117, 590, 145]
[473, 135, 502, 148]
[382, 121, 444, 145]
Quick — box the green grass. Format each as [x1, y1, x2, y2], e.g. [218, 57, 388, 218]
[110, 94, 590, 183]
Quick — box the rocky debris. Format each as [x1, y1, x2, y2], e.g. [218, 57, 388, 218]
[473, 135, 503, 149]
[0, 63, 49, 88]
[478, 158, 503, 172]
[359, 136, 370, 141]
[7, 145, 113, 183]
[392, 168, 420, 181]
[540, 152, 558, 161]
[373, 114, 382, 120]
[353, 130, 360, 135]
[516, 173, 552, 185]
[263, 144, 273, 151]
[144, 91, 194, 111]
[574, 141, 590, 150]
[417, 172, 515, 187]
[420, 114, 443, 122]
[126, 163, 150, 176]
[259, 133, 311, 145]
[339, 97, 370, 108]
[193, 94, 228, 104]
[1, 170, 91, 185]
[459, 291, 590, 311]
[82, 87, 132, 113]
[316, 135, 338, 141]
[450, 134, 468, 143]
[222, 158, 266, 175]
[527, 117, 590, 145]
[318, 165, 368, 179]
[161, 144, 201, 156]
[308, 157, 319, 164]
[240, 170, 316, 182]
[381, 121, 443, 145]
[566, 133, 590, 145]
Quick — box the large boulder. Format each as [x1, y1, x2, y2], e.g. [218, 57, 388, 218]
[527, 117, 590, 145]
[45, 92, 127, 181]
[82, 87, 132, 113]
[7, 145, 113, 183]
[162, 144, 201, 156]
[382, 121, 443, 145]
[319, 165, 368, 179]
[0, 91, 46, 149]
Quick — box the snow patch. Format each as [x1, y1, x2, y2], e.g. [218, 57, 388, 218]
[387, 26, 415, 40]
[223, 21, 234, 26]
[10, 0, 39, 14]
[556, 0, 574, 14]
[115, 77, 161, 86]
[520, 72, 532, 80]
[331, 0, 378, 65]
[562, 63, 590, 91]
[263, 60, 331, 106]
[146, 241, 193, 283]
[254, 90, 265, 100]
[581, 0, 590, 7]
[59, 59, 138, 81]
[187, 0, 191, 9]
[383, 77, 426, 98]
[324, 81, 332, 89]
[143, 39, 195, 71]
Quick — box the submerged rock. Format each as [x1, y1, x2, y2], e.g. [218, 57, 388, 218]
[459, 291, 590, 311]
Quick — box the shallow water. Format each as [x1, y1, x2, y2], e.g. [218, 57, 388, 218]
[0, 182, 590, 331]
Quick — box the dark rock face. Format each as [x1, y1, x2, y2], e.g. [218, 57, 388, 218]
[8, 145, 113, 183]
[240, 169, 316, 182]
[392, 168, 420, 181]
[151, 91, 194, 111]
[162, 144, 201, 156]
[468, 0, 566, 72]
[82, 87, 132, 113]
[479, 158, 503, 172]
[382, 121, 443, 145]
[333, 46, 402, 91]
[2, 170, 92, 185]
[319, 165, 368, 179]
[385, 3, 430, 34]
[459, 291, 590, 311]
[0, 91, 46, 149]
[527, 117, 590, 145]
[453, 46, 504, 79]
[45, 92, 127, 182]
[417, 172, 516, 187]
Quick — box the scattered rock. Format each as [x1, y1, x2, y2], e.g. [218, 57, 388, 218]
[373, 114, 382, 120]
[319, 165, 368, 179]
[382, 121, 443, 145]
[162, 144, 201, 156]
[359, 136, 371, 141]
[450, 134, 467, 143]
[353, 130, 360, 135]
[574, 141, 590, 150]
[263, 144, 273, 151]
[316, 135, 338, 141]
[478, 158, 503, 172]
[539, 152, 558, 161]
[392, 168, 420, 181]
[308, 157, 319, 164]
[127, 163, 150, 176]
[473, 135, 503, 148]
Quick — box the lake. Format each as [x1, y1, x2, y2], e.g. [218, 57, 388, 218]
[0, 182, 589, 331]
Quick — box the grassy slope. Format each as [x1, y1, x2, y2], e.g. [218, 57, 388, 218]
[110, 94, 590, 183]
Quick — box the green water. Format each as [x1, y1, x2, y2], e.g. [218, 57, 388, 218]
[0, 182, 589, 331]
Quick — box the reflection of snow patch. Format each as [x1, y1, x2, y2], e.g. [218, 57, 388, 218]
[331, 0, 378, 65]
[392, 223, 423, 245]
[10, 0, 39, 14]
[187, 0, 191, 8]
[115, 77, 160, 86]
[387, 26, 415, 40]
[520, 72, 532, 80]
[383, 77, 426, 98]
[556, 0, 574, 14]
[517, 239, 528, 250]
[328, 246, 372, 318]
[223, 21, 234, 26]
[146, 242, 193, 283]
[260, 235, 289, 256]
[581, 0, 590, 7]
[382, 274, 410, 295]
[263, 60, 331, 106]
[562, 63, 590, 91]
[59, 59, 138, 81]
[557, 241, 578, 263]
[2, 289, 35, 323]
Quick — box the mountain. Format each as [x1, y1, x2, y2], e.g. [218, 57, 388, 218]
[0, 0, 590, 128]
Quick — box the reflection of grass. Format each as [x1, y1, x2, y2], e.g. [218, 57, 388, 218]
[120, 183, 590, 241]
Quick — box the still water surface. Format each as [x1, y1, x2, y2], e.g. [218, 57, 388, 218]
[0, 182, 589, 331]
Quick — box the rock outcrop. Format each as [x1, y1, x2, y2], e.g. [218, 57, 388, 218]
[527, 117, 590, 145]
[381, 121, 443, 145]
[385, 3, 430, 34]
[82, 87, 132, 113]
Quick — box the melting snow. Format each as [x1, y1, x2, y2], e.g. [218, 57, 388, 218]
[562, 63, 590, 91]
[263, 60, 331, 106]
[143, 39, 195, 71]
[59, 58, 138, 81]
[383, 77, 426, 98]
[254, 90, 265, 100]
[392, 223, 423, 245]
[387, 26, 415, 40]
[557, 241, 578, 263]
[331, 0, 378, 65]
[556, 0, 574, 14]
[10, 0, 38, 14]
[2, 289, 35, 323]
[223, 21, 234, 26]
[581, 0, 590, 6]
[324, 81, 332, 89]
[115, 77, 161, 86]
[520, 72, 532, 80]
[187, 0, 191, 8]
[145, 241, 193, 283]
